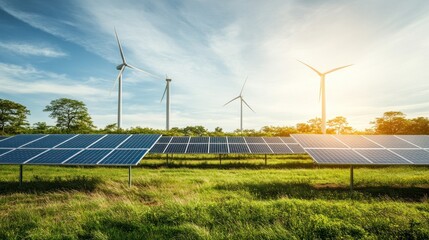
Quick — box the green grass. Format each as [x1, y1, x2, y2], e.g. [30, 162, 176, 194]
[0, 155, 429, 239]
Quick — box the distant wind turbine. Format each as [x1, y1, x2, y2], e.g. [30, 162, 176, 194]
[161, 75, 172, 131]
[224, 77, 255, 133]
[297, 60, 353, 134]
[112, 28, 159, 129]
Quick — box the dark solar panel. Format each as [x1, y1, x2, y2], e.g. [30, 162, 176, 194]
[0, 149, 46, 164]
[280, 137, 296, 143]
[291, 135, 347, 148]
[210, 137, 227, 143]
[391, 149, 429, 165]
[164, 144, 187, 153]
[333, 135, 381, 148]
[263, 137, 283, 143]
[364, 136, 417, 148]
[24, 134, 76, 148]
[396, 136, 429, 148]
[229, 144, 250, 153]
[186, 144, 208, 153]
[287, 144, 306, 153]
[157, 136, 172, 143]
[65, 150, 111, 165]
[189, 137, 209, 143]
[268, 144, 292, 154]
[149, 144, 167, 153]
[306, 149, 370, 164]
[170, 137, 190, 143]
[247, 144, 272, 154]
[209, 144, 229, 154]
[244, 137, 265, 143]
[55, 134, 105, 148]
[89, 134, 130, 148]
[227, 137, 245, 143]
[98, 150, 148, 165]
[0, 134, 46, 148]
[118, 134, 160, 148]
[0, 136, 9, 141]
[0, 149, 13, 156]
[27, 149, 80, 164]
[355, 149, 411, 164]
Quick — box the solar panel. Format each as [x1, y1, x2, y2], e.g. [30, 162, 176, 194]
[64, 150, 111, 165]
[268, 144, 292, 154]
[263, 137, 283, 143]
[0, 149, 46, 164]
[98, 150, 148, 165]
[24, 134, 76, 148]
[395, 135, 429, 148]
[210, 137, 227, 143]
[306, 149, 370, 164]
[189, 137, 209, 143]
[157, 136, 172, 143]
[291, 134, 347, 148]
[0, 136, 9, 141]
[27, 149, 80, 164]
[149, 144, 167, 153]
[0, 148, 13, 156]
[244, 137, 265, 143]
[170, 137, 190, 143]
[118, 134, 160, 149]
[0, 134, 46, 148]
[209, 144, 229, 154]
[354, 149, 410, 164]
[364, 135, 417, 148]
[229, 144, 250, 153]
[164, 144, 187, 153]
[227, 137, 245, 143]
[186, 144, 208, 153]
[333, 135, 381, 148]
[280, 137, 296, 143]
[55, 134, 105, 148]
[287, 144, 305, 153]
[89, 134, 130, 148]
[248, 144, 272, 154]
[391, 149, 429, 165]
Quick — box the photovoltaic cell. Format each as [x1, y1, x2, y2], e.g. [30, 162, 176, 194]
[333, 135, 381, 148]
[89, 134, 130, 148]
[229, 144, 250, 153]
[396, 136, 429, 148]
[189, 137, 209, 143]
[24, 134, 76, 148]
[164, 144, 187, 153]
[391, 149, 429, 164]
[186, 144, 208, 153]
[0, 134, 45, 148]
[280, 137, 296, 144]
[56, 134, 105, 148]
[306, 149, 370, 164]
[170, 137, 190, 143]
[247, 144, 272, 154]
[65, 150, 111, 165]
[364, 135, 417, 148]
[98, 150, 148, 165]
[263, 137, 283, 143]
[0, 136, 9, 141]
[291, 135, 347, 148]
[27, 149, 80, 164]
[210, 137, 227, 143]
[209, 144, 228, 154]
[287, 144, 305, 153]
[355, 149, 410, 164]
[149, 144, 167, 153]
[118, 134, 160, 149]
[0, 149, 46, 164]
[157, 136, 172, 143]
[268, 144, 292, 154]
[244, 137, 265, 143]
[227, 137, 245, 143]
[0, 149, 13, 156]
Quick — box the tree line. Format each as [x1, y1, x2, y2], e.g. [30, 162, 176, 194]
[1, 98, 428, 136]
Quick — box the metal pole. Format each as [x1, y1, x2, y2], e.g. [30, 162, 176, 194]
[219, 154, 222, 165]
[321, 76, 326, 134]
[265, 154, 267, 165]
[350, 165, 354, 191]
[240, 99, 243, 133]
[166, 78, 171, 131]
[166, 154, 169, 165]
[128, 166, 132, 187]
[19, 165, 23, 187]
[118, 74, 122, 129]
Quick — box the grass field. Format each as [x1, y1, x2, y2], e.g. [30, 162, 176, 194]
[1, 154, 429, 239]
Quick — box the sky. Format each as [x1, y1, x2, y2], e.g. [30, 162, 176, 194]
[0, 0, 428, 132]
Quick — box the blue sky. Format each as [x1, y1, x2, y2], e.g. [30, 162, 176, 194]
[0, 0, 428, 131]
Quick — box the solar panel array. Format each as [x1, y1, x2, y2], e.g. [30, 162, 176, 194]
[292, 134, 429, 165]
[0, 134, 161, 166]
[149, 136, 305, 154]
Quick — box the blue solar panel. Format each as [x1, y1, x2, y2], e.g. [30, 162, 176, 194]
[24, 134, 76, 148]
[149, 144, 168, 153]
[391, 149, 429, 165]
[227, 137, 245, 143]
[186, 144, 208, 153]
[0, 134, 46, 148]
[65, 150, 111, 165]
[244, 137, 265, 143]
[0, 136, 9, 141]
[210, 137, 227, 143]
[333, 135, 381, 148]
[396, 136, 429, 148]
[89, 134, 130, 148]
[164, 144, 187, 153]
[170, 137, 189, 143]
[0, 149, 13, 156]
[189, 137, 209, 143]
[268, 144, 293, 154]
[291, 135, 347, 148]
[0, 149, 46, 164]
[27, 149, 81, 164]
[98, 150, 148, 165]
[364, 136, 417, 148]
[248, 144, 272, 153]
[118, 134, 160, 149]
[229, 144, 250, 153]
[355, 149, 410, 164]
[288, 144, 305, 153]
[55, 134, 105, 148]
[156, 136, 172, 143]
[306, 149, 370, 164]
[209, 144, 228, 154]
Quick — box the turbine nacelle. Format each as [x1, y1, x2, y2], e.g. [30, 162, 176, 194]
[116, 64, 125, 70]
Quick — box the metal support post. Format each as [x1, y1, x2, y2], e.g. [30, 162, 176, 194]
[350, 165, 354, 191]
[128, 166, 132, 187]
[265, 154, 267, 165]
[19, 165, 23, 187]
[219, 154, 222, 165]
[166, 154, 169, 165]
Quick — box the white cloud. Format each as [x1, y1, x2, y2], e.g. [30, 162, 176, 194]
[0, 42, 66, 57]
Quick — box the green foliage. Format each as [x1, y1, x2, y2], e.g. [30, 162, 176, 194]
[0, 98, 30, 134]
[372, 112, 429, 134]
[43, 98, 95, 133]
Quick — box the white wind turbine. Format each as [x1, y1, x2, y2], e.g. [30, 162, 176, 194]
[112, 28, 159, 129]
[223, 77, 255, 133]
[160, 75, 172, 131]
[298, 60, 352, 134]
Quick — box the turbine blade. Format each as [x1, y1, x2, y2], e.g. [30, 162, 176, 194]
[114, 28, 126, 64]
[127, 64, 161, 80]
[160, 85, 167, 103]
[240, 76, 248, 96]
[324, 64, 353, 75]
[242, 98, 255, 113]
[297, 60, 322, 76]
[110, 66, 125, 96]
[223, 96, 240, 106]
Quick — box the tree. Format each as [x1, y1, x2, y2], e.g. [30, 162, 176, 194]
[327, 116, 352, 134]
[0, 99, 30, 134]
[407, 117, 429, 134]
[44, 98, 95, 133]
[182, 126, 209, 136]
[296, 117, 322, 134]
[372, 111, 408, 134]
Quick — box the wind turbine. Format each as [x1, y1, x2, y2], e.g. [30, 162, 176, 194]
[298, 60, 352, 134]
[223, 77, 255, 133]
[161, 75, 172, 131]
[112, 28, 159, 129]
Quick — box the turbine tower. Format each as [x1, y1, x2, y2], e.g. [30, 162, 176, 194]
[298, 60, 352, 134]
[161, 75, 172, 131]
[113, 28, 158, 129]
[223, 77, 255, 133]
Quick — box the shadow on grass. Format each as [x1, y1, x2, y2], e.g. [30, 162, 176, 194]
[0, 176, 101, 194]
[215, 181, 429, 202]
[139, 161, 315, 169]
